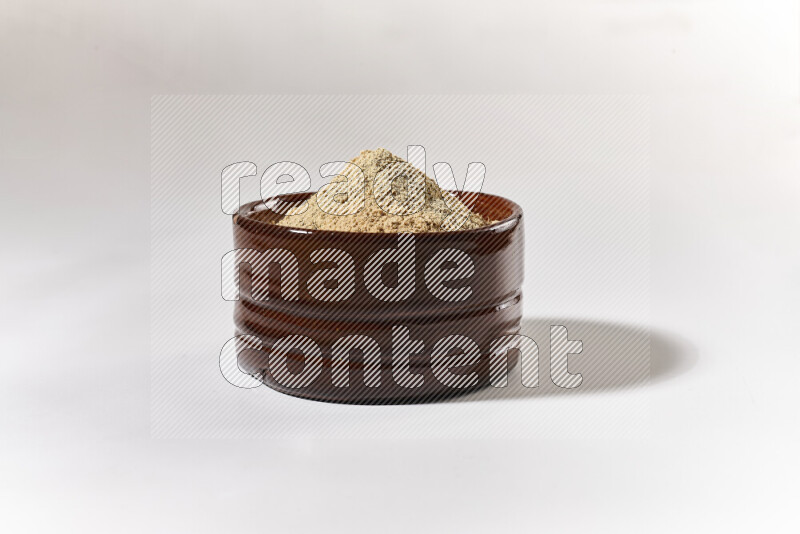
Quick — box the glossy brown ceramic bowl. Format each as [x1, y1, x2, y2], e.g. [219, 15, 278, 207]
[231, 192, 524, 404]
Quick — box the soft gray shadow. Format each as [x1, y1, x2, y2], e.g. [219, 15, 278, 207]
[448, 317, 697, 402]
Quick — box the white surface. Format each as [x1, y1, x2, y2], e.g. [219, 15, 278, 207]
[2, 1, 799, 532]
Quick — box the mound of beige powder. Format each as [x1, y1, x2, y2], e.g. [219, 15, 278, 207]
[276, 148, 492, 233]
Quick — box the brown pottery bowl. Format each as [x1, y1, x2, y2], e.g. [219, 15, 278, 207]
[231, 192, 524, 404]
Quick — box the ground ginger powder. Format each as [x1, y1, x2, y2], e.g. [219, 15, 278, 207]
[276, 148, 492, 233]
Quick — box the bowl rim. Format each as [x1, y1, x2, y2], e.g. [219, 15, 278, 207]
[234, 191, 523, 238]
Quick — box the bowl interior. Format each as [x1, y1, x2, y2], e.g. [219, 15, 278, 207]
[240, 191, 520, 232]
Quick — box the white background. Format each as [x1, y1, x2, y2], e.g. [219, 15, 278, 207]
[2, 1, 799, 532]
